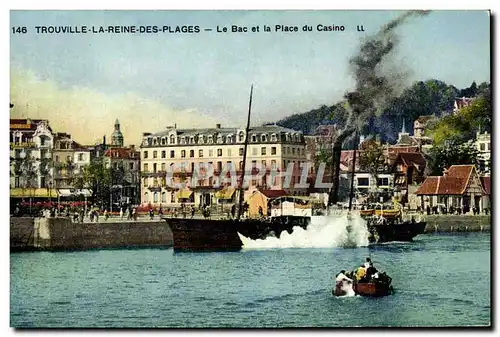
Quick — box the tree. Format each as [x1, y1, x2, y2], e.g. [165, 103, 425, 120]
[427, 137, 479, 176]
[429, 95, 492, 146]
[72, 157, 112, 206]
[359, 139, 386, 191]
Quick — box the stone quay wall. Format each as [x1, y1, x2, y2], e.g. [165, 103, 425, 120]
[423, 215, 491, 233]
[11, 217, 173, 251]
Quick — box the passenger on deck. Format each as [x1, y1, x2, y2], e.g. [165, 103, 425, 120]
[364, 258, 378, 278]
[355, 265, 367, 282]
[335, 270, 352, 283]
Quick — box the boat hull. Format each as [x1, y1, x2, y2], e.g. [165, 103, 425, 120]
[165, 216, 310, 252]
[354, 281, 393, 297]
[368, 221, 426, 243]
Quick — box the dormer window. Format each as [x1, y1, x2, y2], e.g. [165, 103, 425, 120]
[190, 136, 195, 144]
[238, 131, 245, 142]
[271, 133, 277, 142]
[261, 134, 267, 142]
[198, 135, 204, 144]
[161, 137, 166, 145]
[181, 137, 186, 145]
[169, 135, 175, 144]
[153, 138, 158, 145]
[226, 135, 233, 143]
[251, 135, 257, 142]
[217, 134, 224, 144]
[208, 135, 213, 144]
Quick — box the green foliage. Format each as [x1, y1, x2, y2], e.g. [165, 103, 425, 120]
[427, 138, 479, 176]
[428, 96, 492, 146]
[359, 140, 386, 178]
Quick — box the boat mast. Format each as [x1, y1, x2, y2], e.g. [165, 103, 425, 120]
[236, 84, 254, 221]
[348, 129, 359, 212]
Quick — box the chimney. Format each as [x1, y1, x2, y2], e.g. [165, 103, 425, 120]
[216, 123, 221, 129]
[103, 135, 106, 147]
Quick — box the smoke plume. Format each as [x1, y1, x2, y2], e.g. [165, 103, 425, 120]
[345, 10, 431, 129]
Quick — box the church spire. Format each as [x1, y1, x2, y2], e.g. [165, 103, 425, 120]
[402, 118, 406, 134]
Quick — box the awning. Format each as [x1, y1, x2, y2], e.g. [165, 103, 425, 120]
[72, 189, 92, 197]
[215, 187, 235, 200]
[176, 189, 193, 199]
[58, 189, 72, 197]
[10, 188, 58, 198]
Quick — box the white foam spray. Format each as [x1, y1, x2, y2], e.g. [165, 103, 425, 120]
[238, 212, 370, 249]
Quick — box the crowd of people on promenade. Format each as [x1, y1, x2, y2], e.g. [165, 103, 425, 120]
[417, 204, 489, 216]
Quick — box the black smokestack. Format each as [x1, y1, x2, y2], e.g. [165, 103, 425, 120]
[345, 10, 431, 126]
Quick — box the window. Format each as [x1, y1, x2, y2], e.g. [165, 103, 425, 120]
[238, 131, 245, 142]
[55, 155, 59, 163]
[261, 160, 266, 167]
[161, 138, 166, 145]
[190, 150, 195, 158]
[191, 162, 195, 172]
[129, 163, 134, 170]
[161, 151, 166, 158]
[180, 137, 186, 145]
[217, 149, 222, 157]
[377, 177, 389, 186]
[487, 143, 491, 151]
[252, 147, 258, 155]
[261, 147, 267, 155]
[181, 150, 186, 158]
[271, 134, 277, 142]
[239, 161, 243, 170]
[199, 149, 204, 158]
[271, 147, 277, 155]
[251, 135, 257, 142]
[66, 156, 71, 162]
[198, 136, 204, 144]
[357, 177, 369, 186]
[78, 153, 84, 161]
[144, 151, 148, 159]
[292, 148, 296, 155]
[227, 135, 233, 143]
[190, 136, 195, 144]
[480, 143, 485, 151]
[169, 135, 175, 144]
[154, 192, 158, 203]
[208, 136, 213, 144]
[251, 160, 257, 168]
[227, 149, 232, 156]
[170, 150, 175, 158]
[153, 163, 157, 173]
[227, 161, 232, 169]
[161, 192, 166, 203]
[217, 161, 222, 172]
[144, 163, 149, 172]
[40, 137, 46, 146]
[14, 177, 20, 188]
[217, 135, 224, 144]
[209, 149, 214, 157]
[261, 134, 267, 142]
[153, 151, 158, 158]
[271, 160, 276, 168]
[161, 163, 166, 171]
[239, 148, 244, 156]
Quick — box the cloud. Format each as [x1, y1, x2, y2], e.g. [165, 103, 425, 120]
[9, 69, 221, 145]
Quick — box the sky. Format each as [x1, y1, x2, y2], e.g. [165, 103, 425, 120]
[9, 10, 490, 146]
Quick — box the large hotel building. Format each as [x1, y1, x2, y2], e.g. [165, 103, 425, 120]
[140, 124, 308, 207]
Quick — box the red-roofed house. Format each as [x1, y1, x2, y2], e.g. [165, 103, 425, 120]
[245, 188, 288, 218]
[415, 165, 487, 213]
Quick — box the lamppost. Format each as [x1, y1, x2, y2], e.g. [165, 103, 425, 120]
[48, 181, 53, 207]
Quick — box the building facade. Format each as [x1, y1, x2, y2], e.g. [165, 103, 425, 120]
[139, 124, 307, 207]
[52, 132, 92, 189]
[10, 119, 55, 196]
[103, 146, 141, 207]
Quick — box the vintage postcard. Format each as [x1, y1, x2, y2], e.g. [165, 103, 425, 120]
[9, 9, 491, 328]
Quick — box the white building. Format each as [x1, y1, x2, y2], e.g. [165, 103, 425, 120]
[476, 130, 491, 175]
[10, 119, 55, 193]
[139, 124, 307, 207]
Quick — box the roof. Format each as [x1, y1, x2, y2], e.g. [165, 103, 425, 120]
[104, 147, 139, 159]
[414, 176, 466, 195]
[392, 152, 426, 171]
[147, 124, 302, 138]
[10, 119, 52, 132]
[415, 165, 483, 196]
[480, 176, 491, 195]
[396, 134, 420, 146]
[259, 189, 288, 198]
[415, 115, 435, 124]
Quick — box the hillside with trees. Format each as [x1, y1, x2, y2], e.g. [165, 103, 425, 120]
[272, 80, 490, 145]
